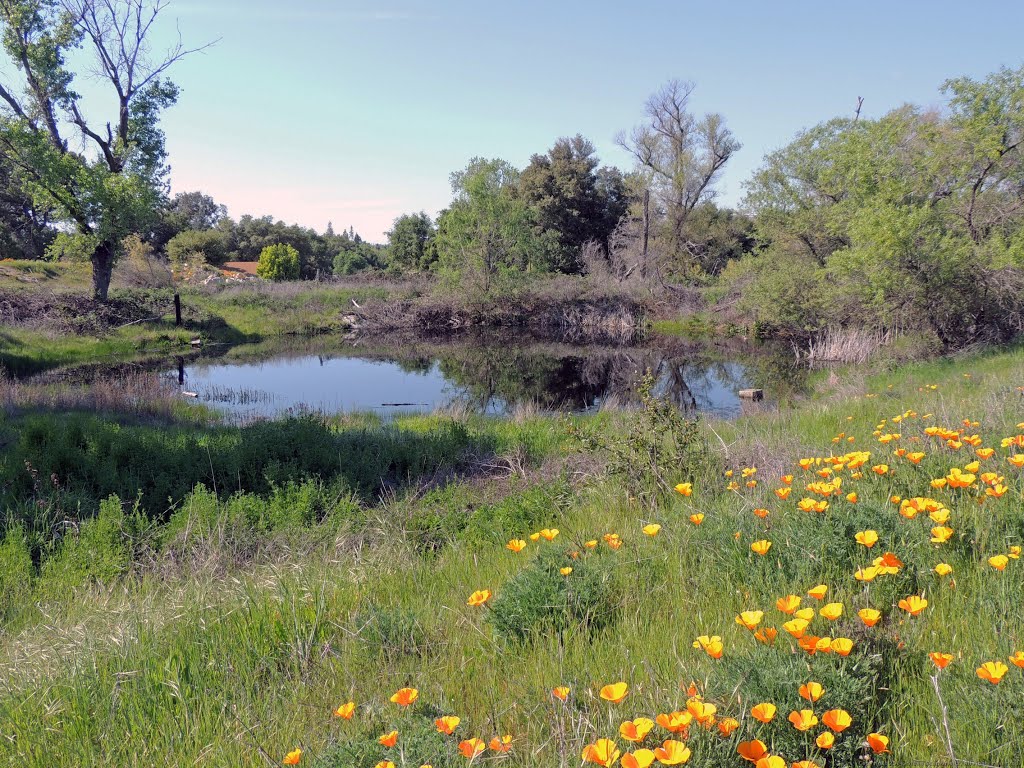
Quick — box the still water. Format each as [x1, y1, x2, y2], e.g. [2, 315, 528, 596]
[166, 337, 780, 421]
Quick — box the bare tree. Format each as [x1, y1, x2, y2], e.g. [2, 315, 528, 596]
[617, 80, 740, 276]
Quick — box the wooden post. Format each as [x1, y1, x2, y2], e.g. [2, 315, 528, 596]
[174, 293, 182, 326]
[176, 356, 185, 386]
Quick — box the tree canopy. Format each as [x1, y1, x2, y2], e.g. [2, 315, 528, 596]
[0, 0, 205, 299]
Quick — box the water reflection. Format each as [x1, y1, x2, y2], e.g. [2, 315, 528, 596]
[166, 335, 806, 421]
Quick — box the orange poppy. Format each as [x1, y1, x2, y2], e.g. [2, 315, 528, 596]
[807, 584, 828, 600]
[815, 732, 834, 749]
[866, 733, 890, 754]
[552, 686, 569, 701]
[458, 739, 486, 759]
[737, 739, 768, 762]
[435, 716, 460, 735]
[717, 718, 740, 736]
[776, 595, 801, 614]
[466, 590, 492, 607]
[855, 530, 879, 548]
[506, 539, 527, 552]
[783, 618, 809, 638]
[1009, 651, 1024, 668]
[822, 709, 852, 733]
[674, 482, 693, 496]
[653, 740, 691, 765]
[656, 711, 692, 734]
[929, 652, 953, 670]
[754, 627, 778, 645]
[378, 731, 398, 748]
[489, 735, 512, 753]
[989, 554, 1009, 570]
[621, 750, 656, 768]
[693, 635, 724, 659]
[751, 703, 776, 723]
[283, 749, 303, 765]
[333, 701, 355, 719]
[751, 540, 772, 556]
[831, 638, 853, 656]
[390, 688, 419, 706]
[690, 514, 704, 525]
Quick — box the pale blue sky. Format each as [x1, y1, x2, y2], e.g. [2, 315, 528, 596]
[127, 0, 1024, 241]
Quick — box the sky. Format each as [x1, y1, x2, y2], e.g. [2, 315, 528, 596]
[105, 0, 1024, 242]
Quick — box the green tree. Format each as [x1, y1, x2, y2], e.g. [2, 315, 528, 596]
[433, 157, 552, 292]
[519, 135, 628, 273]
[0, 0, 206, 300]
[152, 190, 227, 247]
[166, 228, 228, 266]
[386, 211, 434, 271]
[742, 65, 1024, 347]
[256, 243, 300, 281]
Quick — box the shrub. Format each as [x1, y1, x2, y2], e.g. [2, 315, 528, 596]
[36, 495, 148, 602]
[487, 546, 618, 643]
[568, 373, 715, 508]
[256, 243, 301, 281]
[166, 229, 228, 266]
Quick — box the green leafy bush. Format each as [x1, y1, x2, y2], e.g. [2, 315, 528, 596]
[36, 495, 148, 602]
[488, 546, 618, 643]
[256, 243, 301, 281]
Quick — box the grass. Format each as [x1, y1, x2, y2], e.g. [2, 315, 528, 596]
[0, 344, 1022, 767]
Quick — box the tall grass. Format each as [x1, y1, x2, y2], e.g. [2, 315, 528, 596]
[0, 345, 1021, 766]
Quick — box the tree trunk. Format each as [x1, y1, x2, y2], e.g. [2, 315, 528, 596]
[91, 239, 116, 301]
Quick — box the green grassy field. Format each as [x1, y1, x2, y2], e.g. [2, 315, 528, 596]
[0, 344, 1022, 767]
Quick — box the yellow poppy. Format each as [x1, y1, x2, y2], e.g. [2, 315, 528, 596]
[582, 739, 620, 767]
[333, 701, 355, 719]
[283, 749, 303, 765]
[976, 661, 1009, 684]
[788, 709, 819, 731]
[799, 682, 824, 702]
[819, 603, 843, 621]
[619, 717, 654, 743]
[599, 681, 629, 703]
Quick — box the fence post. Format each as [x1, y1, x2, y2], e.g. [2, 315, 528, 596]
[174, 293, 182, 326]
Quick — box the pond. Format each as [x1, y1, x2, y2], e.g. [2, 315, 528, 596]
[163, 335, 796, 421]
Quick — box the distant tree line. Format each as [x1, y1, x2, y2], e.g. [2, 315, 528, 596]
[0, 12, 1020, 351]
